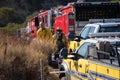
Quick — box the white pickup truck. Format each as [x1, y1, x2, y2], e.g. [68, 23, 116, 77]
[79, 22, 120, 39]
[68, 21, 120, 52]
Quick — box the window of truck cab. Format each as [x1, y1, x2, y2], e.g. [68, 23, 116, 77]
[77, 42, 91, 58]
[99, 25, 120, 32]
[80, 26, 95, 39]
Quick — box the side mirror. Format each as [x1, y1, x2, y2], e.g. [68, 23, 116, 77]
[70, 51, 80, 60]
[69, 51, 82, 60]
[74, 36, 81, 42]
[74, 53, 81, 60]
[60, 48, 68, 58]
[67, 52, 77, 59]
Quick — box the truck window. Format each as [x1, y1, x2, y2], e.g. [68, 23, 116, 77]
[80, 26, 95, 39]
[80, 27, 90, 39]
[99, 26, 120, 32]
[89, 27, 95, 34]
[77, 42, 91, 58]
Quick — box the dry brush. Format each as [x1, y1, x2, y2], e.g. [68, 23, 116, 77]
[0, 34, 59, 80]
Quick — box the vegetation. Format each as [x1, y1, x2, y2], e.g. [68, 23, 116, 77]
[0, 34, 58, 80]
[111, 0, 120, 1]
[0, 7, 19, 27]
[0, 11, 39, 35]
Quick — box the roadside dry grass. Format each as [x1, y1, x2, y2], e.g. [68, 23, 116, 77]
[0, 33, 59, 80]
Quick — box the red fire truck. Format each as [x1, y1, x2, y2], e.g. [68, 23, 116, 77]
[28, 9, 55, 38]
[28, 2, 120, 39]
[54, 2, 120, 38]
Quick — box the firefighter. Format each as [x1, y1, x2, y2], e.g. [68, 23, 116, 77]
[53, 27, 67, 52]
[37, 23, 52, 41]
[51, 27, 68, 64]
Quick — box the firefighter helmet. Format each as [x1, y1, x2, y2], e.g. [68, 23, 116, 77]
[56, 27, 62, 31]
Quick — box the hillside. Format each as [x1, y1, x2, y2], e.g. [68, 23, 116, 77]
[0, 0, 76, 27]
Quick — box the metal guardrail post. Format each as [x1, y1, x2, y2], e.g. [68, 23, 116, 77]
[40, 59, 44, 80]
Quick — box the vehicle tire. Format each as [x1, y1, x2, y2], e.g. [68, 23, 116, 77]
[59, 71, 69, 80]
[48, 54, 58, 68]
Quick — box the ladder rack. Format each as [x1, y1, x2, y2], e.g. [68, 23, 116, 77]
[89, 32, 120, 38]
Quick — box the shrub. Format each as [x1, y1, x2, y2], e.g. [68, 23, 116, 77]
[0, 7, 20, 27]
[0, 33, 58, 80]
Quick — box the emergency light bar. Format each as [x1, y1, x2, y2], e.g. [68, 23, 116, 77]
[89, 18, 120, 23]
[89, 32, 120, 38]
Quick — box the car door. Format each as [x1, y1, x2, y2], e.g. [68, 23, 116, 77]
[76, 42, 91, 80]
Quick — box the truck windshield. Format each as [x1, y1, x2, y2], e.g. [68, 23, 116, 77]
[99, 26, 120, 32]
